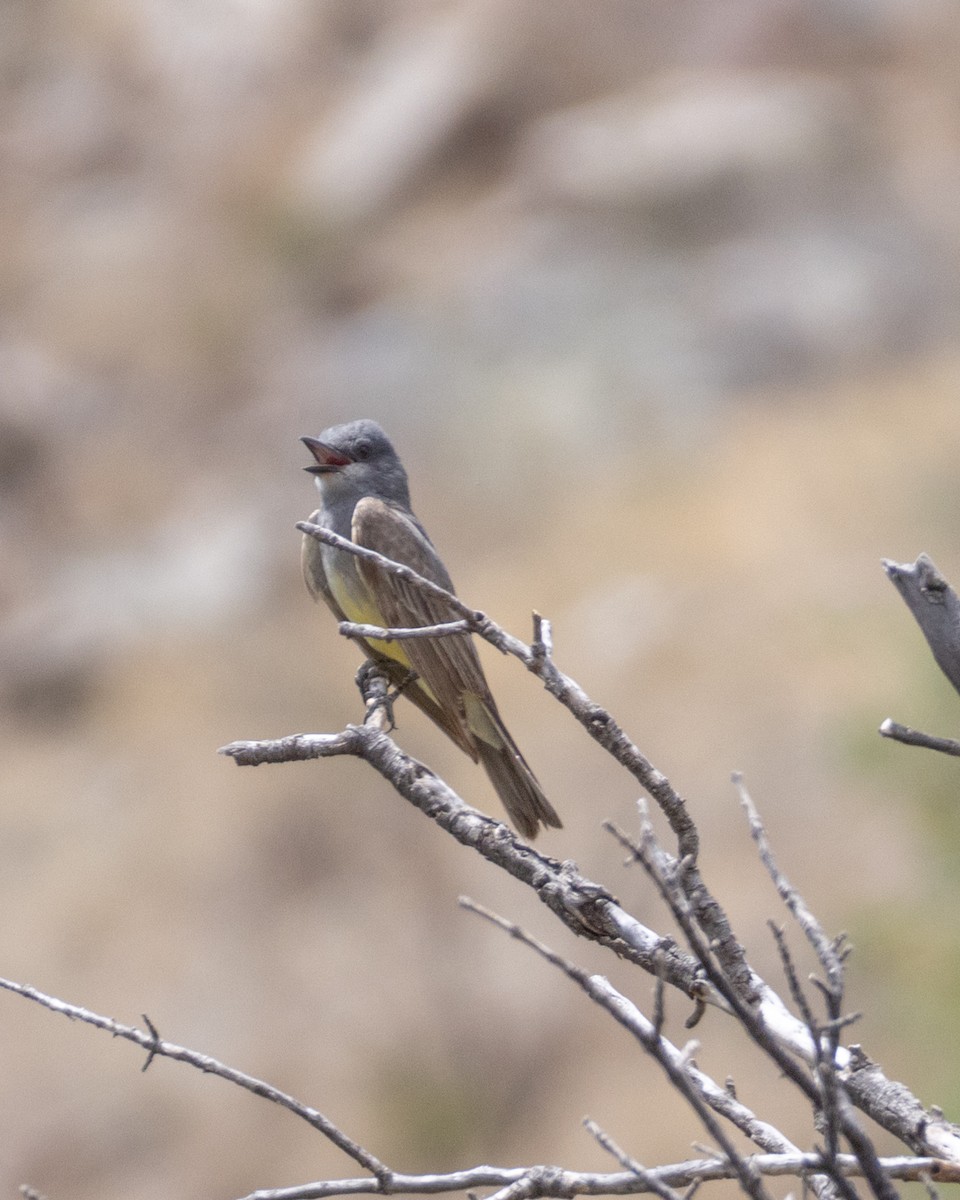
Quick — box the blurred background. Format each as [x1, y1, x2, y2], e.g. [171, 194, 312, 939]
[3, 1, 960, 1196]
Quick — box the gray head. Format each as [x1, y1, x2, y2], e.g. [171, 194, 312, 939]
[301, 419, 411, 507]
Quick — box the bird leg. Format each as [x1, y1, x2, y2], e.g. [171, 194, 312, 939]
[355, 660, 396, 732]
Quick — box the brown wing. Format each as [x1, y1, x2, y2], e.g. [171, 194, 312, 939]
[302, 505, 476, 756]
[351, 497, 491, 730]
[352, 497, 562, 838]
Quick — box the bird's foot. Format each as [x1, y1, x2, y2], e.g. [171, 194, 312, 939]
[356, 661, 395, 731]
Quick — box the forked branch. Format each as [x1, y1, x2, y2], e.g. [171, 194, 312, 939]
[6, 530, 960, 1200]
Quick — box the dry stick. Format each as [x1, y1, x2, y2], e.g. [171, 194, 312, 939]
[469, 902, 792, 1165]
[640, 817, 895, 1200]
[606, 821, 895, 1200]
[737, 775, 852, 1186]
[883, 555, 960, 699]
[340, 619, 471, 641]
[298, 522, 751, 1000]
[2, 963, 948, 1200]
[584, 1120, 684, 1200]
[0, 976, 388, 1180]
[878, 720, 960, 757]
[461, 898, 775, 1200]
[881, 556, 960, 753]
[743, 762, 920, 1192]
[228, 528, 960, 1169]
[768, 924, 847, 1200]
[735, 774, 845, 996]
[224, 686, 712, 1025]
[485, 897, 850, 1200]
[234, 1157, 956, 1200]
[227, 722, 960, 1175]
[622, 818, 856, 1197]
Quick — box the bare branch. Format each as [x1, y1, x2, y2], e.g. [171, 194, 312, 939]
[604, 821, 900, 1200]
[878, 720, 960, 757]
[297, 522, 699, 860]
[461, 897, 781, 1200]
[297, 522, 752, 998]
[339, 619, 472, 642]
[288, 532, 960, 1172]
[883, 555, 960, 697]
[736, 774, 844, 996]
[232, 1154, 960, 1200]
[221, 666, 960, 1172]
[220, 729, 363, 766]
[3, 970, 956, 1200]
[600, 801, 950, 1166]
[767, 924, 817, 1044]
[0, 976, 388, 1178]
[767, 925, 852, 1200]
[222, 716, 707, 997]
[584, 1119, 684, 1200]
[225, 531, 960, 1182]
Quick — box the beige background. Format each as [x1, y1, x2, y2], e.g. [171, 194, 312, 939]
[3, 2, 960, 1197]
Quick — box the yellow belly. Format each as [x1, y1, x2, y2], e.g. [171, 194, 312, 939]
[327, 558, 417, 675]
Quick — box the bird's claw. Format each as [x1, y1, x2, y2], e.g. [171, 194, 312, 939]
[355, 662, 396, 731]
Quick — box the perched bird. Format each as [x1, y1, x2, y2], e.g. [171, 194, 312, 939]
[301, 419, 561, 838]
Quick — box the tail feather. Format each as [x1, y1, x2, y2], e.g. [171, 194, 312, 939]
[475, 736, 562, 839]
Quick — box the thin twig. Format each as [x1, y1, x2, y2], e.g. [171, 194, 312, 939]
[226, 527, 960, 1172]
[767, 926, 851, 1200]
[0, 976, 388, 1179]
[0, 966, 952, 1200]
[531, 611, 553, 661]
[883, 555, 960, 698]
[768, 924, 815, 1032]
[220, 678, 960, 1170]
[735, 775, 844, 996]
[460, 898, 777, 1200]
[584, 1119, 683, 1200]
[878, 720, 960, 757]
[339, 619, 472, 642]
[605, 822, 897, 1200]
[222, 711, 705, 995]
[231, 1153, 960, 1200]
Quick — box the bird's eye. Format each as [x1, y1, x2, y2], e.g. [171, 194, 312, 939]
[353, 440, 372, 461]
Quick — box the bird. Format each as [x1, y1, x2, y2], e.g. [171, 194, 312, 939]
[300, 418, 561, 839]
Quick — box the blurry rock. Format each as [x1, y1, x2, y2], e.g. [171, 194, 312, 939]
[0, 501, 270, 725]
[519, 72, 852, 208]
[0, 416, 43, 495]
[286, 2, 517, 225]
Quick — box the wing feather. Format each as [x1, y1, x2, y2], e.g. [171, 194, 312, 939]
[351, 498, 491, 718]
[351, 497, 561, 836]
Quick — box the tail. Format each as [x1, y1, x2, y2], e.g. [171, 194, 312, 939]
[473, 721, 562, 839]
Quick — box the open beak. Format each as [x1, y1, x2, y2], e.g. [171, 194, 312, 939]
[302, 436, 352, 474]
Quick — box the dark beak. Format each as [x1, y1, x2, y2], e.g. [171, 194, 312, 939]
[302, 436, 352, 474]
